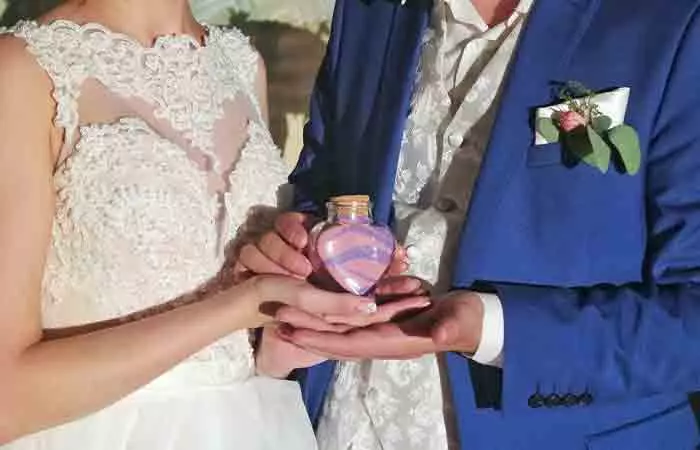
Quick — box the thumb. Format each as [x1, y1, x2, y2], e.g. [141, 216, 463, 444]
[431, 295, 483, 353]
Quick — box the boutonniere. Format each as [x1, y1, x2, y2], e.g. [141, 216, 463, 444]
[536, 82, 641, 175]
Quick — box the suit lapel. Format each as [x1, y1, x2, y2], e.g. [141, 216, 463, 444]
[451, 0, 601, 286]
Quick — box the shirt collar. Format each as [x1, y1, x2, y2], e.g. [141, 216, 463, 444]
[442, 0, 535, 33]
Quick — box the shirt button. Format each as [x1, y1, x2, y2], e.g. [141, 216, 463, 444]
[579, 392, 594, 406]
[435, 197, 458, 213]
[544, 394, 563, 408]
[563, 394, 579, 407]
[528, 393, 544, 409]
[447, 133, 463, 148]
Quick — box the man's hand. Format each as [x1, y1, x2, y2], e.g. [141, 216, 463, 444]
[236, 211, 410, 280]
[256, 285, 431, 377]
[279, 291, 485, 360]
[236, 212, 315, 278]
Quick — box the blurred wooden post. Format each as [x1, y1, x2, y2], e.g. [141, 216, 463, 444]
[0, 0, 61, 25]
[235, 19, 326, 166]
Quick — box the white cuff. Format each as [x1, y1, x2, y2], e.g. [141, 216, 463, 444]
[470, 292, 504, 367]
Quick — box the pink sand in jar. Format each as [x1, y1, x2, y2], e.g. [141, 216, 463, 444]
[308, 195, 396, 296]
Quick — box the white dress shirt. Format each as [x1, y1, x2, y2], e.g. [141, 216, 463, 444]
[316, 1, 533, 449]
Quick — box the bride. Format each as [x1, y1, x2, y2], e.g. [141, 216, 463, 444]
[0, 0, 412, 448]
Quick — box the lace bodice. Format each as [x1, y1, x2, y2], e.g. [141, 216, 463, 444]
[2, 20, 290, 380]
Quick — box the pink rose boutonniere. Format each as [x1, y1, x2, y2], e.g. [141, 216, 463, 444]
[536, 81, 642, 175]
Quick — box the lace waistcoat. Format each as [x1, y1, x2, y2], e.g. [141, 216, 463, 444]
[2, 20, 290, 380]
[317, 1, 532, 448]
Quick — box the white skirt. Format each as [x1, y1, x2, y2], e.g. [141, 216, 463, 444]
[4, 361, 317, 450]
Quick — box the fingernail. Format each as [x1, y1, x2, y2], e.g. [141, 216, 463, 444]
[277, 324, 293, 340]
[299, 261, 313, 277]
[418, 298, 431, 307]
[407, 278, 422, 291]
[357, 301, 378, 314]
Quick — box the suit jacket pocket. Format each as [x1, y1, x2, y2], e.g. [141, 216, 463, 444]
[527, 142, 565, 167]
[586, 402, 699, 450]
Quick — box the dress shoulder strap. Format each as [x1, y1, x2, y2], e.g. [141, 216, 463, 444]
[1, 20, 87, 152]
[214, 26, 266, 125]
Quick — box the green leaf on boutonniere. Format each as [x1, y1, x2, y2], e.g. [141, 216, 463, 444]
[608, 124, 641, 175]
[591, 115, 612, 134]
[585, 126, 612, 173]
[536, 117, 560, 143]
[564, 126, 611, 173]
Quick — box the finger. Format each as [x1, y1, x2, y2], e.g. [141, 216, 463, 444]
[375, 296, 431, 321]
[231, 262, 254, 282]
[385, 247, 409, 276]
[258, 232, 312, 277]
[238, 244, 293, 276]
[276, 324, 339, 360]
[275, 212, 312, 250]
[296, 333, 433, 360]
[288, 323, 436, 360]
[375, 276, 426, 297]
[289, 284, 378, 317]
[323, 296, 430, 327]
[394, 245, 407, 261]
[274, 306, 353, 333]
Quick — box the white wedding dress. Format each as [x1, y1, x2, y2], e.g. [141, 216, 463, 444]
[1, 19, 316, 450]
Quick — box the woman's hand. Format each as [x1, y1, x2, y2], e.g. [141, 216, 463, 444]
[238, 274, 431, 328]
[237, 275, 379, 330]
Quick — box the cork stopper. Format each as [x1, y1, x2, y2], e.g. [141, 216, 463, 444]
[327, 195, 372, 223]
[330, 195, 370, 205]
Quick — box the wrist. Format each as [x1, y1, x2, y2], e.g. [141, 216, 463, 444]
[255, 356, 293, 379]
[223, 277, 268, 329]
[464, 292, 484, 354]
[463, 291, 504, 367]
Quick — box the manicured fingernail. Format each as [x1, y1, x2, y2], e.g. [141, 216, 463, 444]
[418, 298, 431, 307]
[357, 302, 378, 314]
[406, 278, 422, 290]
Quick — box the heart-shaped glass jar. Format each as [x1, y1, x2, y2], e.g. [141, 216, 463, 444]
[308, 195, 396, 295]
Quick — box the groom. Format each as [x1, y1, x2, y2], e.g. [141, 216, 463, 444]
[241, 0, 700, 447]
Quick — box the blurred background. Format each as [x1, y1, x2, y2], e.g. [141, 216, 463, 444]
[0, 0, 334, 167]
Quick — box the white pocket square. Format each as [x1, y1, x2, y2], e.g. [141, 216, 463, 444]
[534, 87, 630, 145]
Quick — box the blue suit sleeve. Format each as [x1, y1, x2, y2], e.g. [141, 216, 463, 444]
[288, 0, 346, 215]
[496, 7, 700, 409]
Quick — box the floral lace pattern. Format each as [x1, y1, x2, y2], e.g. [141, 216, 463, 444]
[9, 20, 260, 172]
[317, 1, 533, 449]
[317, 356, 448, 450]
[3, 20, 290, 382]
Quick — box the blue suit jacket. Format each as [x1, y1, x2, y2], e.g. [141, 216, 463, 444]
[289, 0, 700, 447]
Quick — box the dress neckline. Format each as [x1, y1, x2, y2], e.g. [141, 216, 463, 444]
[17, 18, 214, 51]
